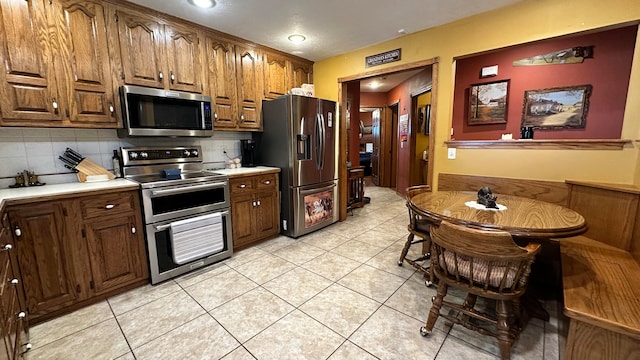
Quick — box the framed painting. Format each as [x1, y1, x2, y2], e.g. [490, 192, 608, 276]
[468, 79, 509, 125]
[521, 85, 592, 129]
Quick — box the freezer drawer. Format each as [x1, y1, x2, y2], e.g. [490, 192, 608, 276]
[283, 180, 338, 238]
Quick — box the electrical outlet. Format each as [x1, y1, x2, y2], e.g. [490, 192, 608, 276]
[447, 148, 457, 159]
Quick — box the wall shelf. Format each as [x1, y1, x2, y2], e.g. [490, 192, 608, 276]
[444, 139, 632, 150]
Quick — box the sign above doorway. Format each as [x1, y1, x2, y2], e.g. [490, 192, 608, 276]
[365, 48, 402, 67]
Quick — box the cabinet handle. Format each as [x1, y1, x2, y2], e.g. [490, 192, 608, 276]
[264, 180, 270, 185]
[252, 201, 256, 207]
[10, 278, 18, 285]
[17, 312, 26, 319]
[52, 97, 59, 114]
[170, 72, 175, 83]
[239, 184, 246, 188]
[158, 71, 164, 80]
[109, 103, 115, 114]
[2, 244, 12, 251]
[105, 204, 115, 209]
[240, 113, 245, 121]
[257, 200, 261, 206]
[214, 112, 218, 119]
[76, 284, 81, 293]
[131, 227, 136, 234]
[14, 227, 21, 237]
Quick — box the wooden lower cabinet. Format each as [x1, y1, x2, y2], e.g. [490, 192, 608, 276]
[230, 172, 280, 250]
[6, 189, 148, 324]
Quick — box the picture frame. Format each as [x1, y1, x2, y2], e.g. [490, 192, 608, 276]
[467, 79, 509, 125]
[521, 84, 592, 129]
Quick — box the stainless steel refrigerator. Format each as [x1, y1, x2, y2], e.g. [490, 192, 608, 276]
[256, 94, 338, 238]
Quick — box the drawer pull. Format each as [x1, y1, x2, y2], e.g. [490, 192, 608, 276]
[17, 312, 26, 319]
[105, 204, 115, 209]
[2, 244, 12, 251]
[252, 201, 256, 207]
[131, 227, 136, 234]
[239, 184, 246, 188]
[264, 180, 271, 185]
[14, 227, 21, 237]
[10, 279, 18, 285]
[257, 200, 261, 206]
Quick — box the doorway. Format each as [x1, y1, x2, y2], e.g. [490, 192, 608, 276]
[337, 58, 439, 221]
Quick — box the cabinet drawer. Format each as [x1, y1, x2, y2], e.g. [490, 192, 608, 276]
[255, 174, 277, 191]
[230, 177, 255, 194]
[80, 192, 136, 218]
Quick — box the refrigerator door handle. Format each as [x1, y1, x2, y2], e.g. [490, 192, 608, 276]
[319, 113, 326, 170]
[315, 113, 323, 170]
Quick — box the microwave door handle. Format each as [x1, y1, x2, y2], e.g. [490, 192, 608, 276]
[150, 182, 227, 196]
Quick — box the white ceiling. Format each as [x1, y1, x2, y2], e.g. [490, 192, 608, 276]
[126, 0, 523, 62]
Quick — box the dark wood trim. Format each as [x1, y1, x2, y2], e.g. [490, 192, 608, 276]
[445, 139, 631, 150]
[338, 57, 439, 83]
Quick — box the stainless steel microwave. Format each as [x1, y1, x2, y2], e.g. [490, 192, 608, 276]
[118, 85, 213, 137]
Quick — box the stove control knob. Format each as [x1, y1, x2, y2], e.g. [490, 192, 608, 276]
[183, 150, 191, 157]
[191, 149, 199, 157]
[129, 152, 138, 159]
[140, 152, 148, 159]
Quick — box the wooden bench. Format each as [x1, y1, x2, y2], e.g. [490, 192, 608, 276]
[561, 181, 640, 360]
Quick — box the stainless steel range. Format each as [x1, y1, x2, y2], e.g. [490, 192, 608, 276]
[122, 146, 232, 284]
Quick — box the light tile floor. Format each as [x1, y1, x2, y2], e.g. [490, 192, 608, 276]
[24, 185, 566, 360]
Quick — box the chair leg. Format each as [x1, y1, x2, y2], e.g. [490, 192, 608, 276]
[421, 281, 447, 336]
[398, 233, 414, 266]
[496, 300, 512, 360]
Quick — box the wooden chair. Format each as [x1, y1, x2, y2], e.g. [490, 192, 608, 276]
[398, 185, 433, 285]
[421, 221, 541, 360]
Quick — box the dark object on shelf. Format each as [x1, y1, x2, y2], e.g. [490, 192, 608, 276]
[240, 139, 257, 167]
[521, 126, 534, 139]
[9, 170, 45, 188]
[477, 186, 498, 209]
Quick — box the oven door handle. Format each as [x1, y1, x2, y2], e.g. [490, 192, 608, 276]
[150, 182, 227, 197]
[154, 210, 230, 231]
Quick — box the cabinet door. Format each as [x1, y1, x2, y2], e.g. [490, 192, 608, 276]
[235, 45, 263, 130]
[255, 191, 280, 238]
[263, 52, 287, 100]
[230, 193, 256, 249]
[165, 24, 201, 93]
[289, 59, 313, 90]
[55, 0, 117, 125]
[84, 214, 147, 294]
[205, 36, 237, 129]
[114, 9, 165, 88]
[0, 0, 61, 124]
[8, 202, 79, 319]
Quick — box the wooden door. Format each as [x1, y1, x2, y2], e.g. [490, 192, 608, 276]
[230, 193, 256, 249]
[55, 0, 117, 125]
[288, 59, 313, 89]
[8, 202, 79, 319]
[205, 36, 237, 128]
[0, 0, 62, 124]
[254, 191, 279, 237]
[371, 109, 381, 186]
[114, 9, 165, 88]
[84, 214, 147, 294]
[263, 52, 287, 100]
[235, 45, 262, 130]
[165, 23, 201, 93]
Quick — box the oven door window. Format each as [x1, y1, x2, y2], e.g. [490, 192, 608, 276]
[151, 188, 225, 215]
[126, 93, 203, 130]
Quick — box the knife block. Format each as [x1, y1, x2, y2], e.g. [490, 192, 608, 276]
[75, 158, 116, 182]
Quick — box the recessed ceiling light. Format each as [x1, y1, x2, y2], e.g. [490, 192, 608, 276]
[288, 34, 306, 43]
[291, 50, 304, 55]
[188, 0, 215, 8]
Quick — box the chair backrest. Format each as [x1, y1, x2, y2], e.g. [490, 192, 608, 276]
[405, 185, 432, 234]
[429, 221, 540, 296]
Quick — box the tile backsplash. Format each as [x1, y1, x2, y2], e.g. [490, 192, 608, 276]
[0, 127, 252, 188]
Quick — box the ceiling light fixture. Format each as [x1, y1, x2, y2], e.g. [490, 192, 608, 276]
[288, 34, 306, 44]
[369, 81, 381, 89]
[188, 0, 215, 8]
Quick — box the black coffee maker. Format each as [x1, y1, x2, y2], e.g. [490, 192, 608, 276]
[240, 139, 257, 167]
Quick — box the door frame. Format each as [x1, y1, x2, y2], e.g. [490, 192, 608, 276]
[337, 57, 439, 221]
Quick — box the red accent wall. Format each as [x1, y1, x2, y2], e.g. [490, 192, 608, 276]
[361, 92, 387, 107]
[452, 26, 637, 140]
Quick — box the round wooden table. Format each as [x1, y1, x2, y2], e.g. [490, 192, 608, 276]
[410, 191, 587, 239]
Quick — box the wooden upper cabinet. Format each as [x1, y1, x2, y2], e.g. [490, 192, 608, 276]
[205, 36, 237, 129]
[289, 59, 313, 89]
[164, 24, 201, 93]
[114, 9, 165, 88]
[55, 0, 117, 125]
[0, 0, 61, 124]
[263, 52, 288, 100]
[112, 8, 202, 93]
[235, 45, 263, 130]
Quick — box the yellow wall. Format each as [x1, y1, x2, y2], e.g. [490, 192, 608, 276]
[314, 0, 640, 187]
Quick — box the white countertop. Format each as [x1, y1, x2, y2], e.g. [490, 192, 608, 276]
[0, 178, 139, 207]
